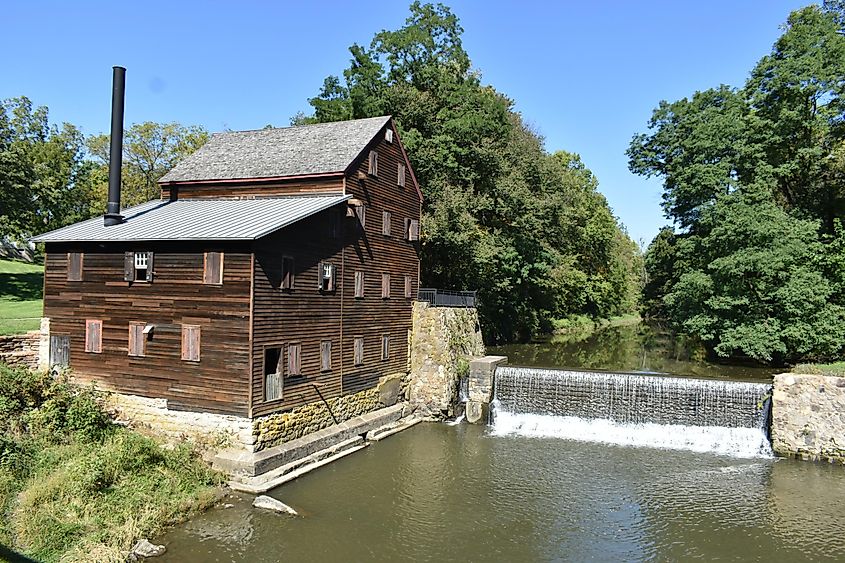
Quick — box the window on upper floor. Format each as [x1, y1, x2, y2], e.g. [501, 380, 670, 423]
[355, 271, 365, 298]
[368, 150, 378, 177]
[382, 273, 390, 299]
[398, 163, 406, 188]
[382, 211, 392, 236]
[282, 256, 295, 290]
[318, 262, 336, 292]
[203, 252, 223, 285]
[125, 251, 154, 282]
[404, 219, 420, 242]
[68, 252, 83, 281]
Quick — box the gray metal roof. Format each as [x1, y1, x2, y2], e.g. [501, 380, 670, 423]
[159, 116, 391, 183]
[32, 194, 351, 242]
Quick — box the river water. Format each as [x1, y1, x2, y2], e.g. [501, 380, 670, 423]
[158, 324, 845, 562]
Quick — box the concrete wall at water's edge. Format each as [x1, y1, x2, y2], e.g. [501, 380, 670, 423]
[408, 302, 485, 417]
[772, 373, 845, 463]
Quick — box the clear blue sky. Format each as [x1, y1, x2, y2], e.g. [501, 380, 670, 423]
[2, 0, 810, 246]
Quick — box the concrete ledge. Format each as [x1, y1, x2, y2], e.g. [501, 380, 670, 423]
[214, 403, 408, 478]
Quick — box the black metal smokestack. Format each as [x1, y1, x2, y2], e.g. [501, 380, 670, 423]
[104, 66, 126, 226]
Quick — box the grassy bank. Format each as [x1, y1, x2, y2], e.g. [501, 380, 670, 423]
[0, 363, 223, 562]
[552, 313, 642, 335]
[792, 362, 845, 377]
[0, 259, 43, 335]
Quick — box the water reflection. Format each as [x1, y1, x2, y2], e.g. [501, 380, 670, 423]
[158, 425, 845, 562]
[489, 322, 778, 380]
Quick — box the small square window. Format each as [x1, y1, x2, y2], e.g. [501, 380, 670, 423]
[126, 252, 154, 282]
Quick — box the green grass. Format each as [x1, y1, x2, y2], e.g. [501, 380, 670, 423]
[792, 362, 845, 377]
[0, 258, 43, 335]
[0, 363, 224, 562]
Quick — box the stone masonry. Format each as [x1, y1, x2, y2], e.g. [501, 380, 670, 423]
[0, 331, 40, 370]
[408, 301, 485, 417]
[772, 373, 845, 463]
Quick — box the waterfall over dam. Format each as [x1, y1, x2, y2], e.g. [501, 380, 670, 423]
[491, 366, 773, 458]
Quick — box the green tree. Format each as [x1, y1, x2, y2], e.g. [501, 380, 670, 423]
[0, 97, 93, 240]
[87, 121, 208, 207]
[301, 2, 642, 342]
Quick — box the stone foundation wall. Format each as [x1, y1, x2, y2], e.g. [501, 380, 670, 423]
[105, 392, 255, 451]
[772, 373, 845, 463]
[408, 302, 485, 417]
[0, 331, 40, 370]
[252, 386, 385, 452]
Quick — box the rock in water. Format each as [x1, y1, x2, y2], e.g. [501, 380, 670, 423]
[131, 538, 166, 559]
[253, 495, 298, 516]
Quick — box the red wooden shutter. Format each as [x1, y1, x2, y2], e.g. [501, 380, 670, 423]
[128, 322, 145, 356]
[182, 325, 200, 361]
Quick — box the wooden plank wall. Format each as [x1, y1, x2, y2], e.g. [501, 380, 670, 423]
[161, 176, 344, 200]
[250, 120, 421, 416]
[43, 241, 252, 416]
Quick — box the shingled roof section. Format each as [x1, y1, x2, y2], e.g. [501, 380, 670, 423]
[159, 116, 391, 184]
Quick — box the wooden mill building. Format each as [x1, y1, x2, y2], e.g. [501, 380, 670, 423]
[34, 115, 422, 419]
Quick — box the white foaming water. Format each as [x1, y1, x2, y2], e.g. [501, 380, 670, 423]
[446, 414, 466, 426]
[491, 410, 773, 459]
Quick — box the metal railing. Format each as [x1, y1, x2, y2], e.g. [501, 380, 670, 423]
[417, 288, 477, 308]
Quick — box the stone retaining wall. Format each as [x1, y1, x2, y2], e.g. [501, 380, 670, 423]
[772, 373, 845, 463]
[253, 383, 390, 452]
[408, 302, 485, 417]
[0, 331, 40, 370]
[106, 392, 255, 451]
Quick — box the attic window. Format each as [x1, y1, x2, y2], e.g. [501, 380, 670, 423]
[368, 150, 378, 177]
[385, 129, 394, 143]
[398, 164, 406, 188]
[68, 252, 83, 281]
[203, 252, 223, 285]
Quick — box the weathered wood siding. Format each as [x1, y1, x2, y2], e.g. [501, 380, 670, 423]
[250, 120, 421, 416]
[161, 175, 344, 200]
[42, 242, 252, 416]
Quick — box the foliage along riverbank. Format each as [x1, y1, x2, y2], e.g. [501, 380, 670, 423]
[633, 1, 845, 366]
[0, 363, 223, 562]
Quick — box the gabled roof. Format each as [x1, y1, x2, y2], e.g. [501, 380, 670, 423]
[159, 116, 392, 184]
[31, 194, 351, 242]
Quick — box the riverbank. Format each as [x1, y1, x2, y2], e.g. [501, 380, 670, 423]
[792, 362, 845, 377]
[0, 363, 223, 562]
[552, 313, 641, 335]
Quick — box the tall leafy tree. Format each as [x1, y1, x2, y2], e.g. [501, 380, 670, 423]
[87, 122, 208, 207]
[630, 2, 845, 363]
[300, 2, 642, 342]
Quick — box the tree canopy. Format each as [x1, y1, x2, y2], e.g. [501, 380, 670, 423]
[631, 1, 845, 364]
[300, 1, 642, 342]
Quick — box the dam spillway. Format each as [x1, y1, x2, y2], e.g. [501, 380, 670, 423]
[491, 366, 773, 458]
